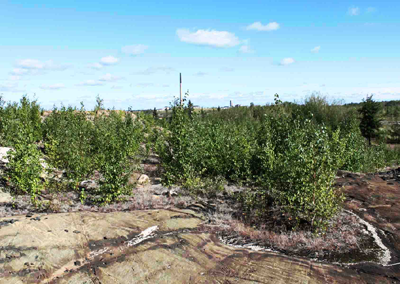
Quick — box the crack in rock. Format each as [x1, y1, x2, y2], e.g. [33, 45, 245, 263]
[344, 210, 391, 266]
[44, 225, 159, 283]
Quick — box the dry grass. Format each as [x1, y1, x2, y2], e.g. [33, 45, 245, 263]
[202, 209, 363, 254]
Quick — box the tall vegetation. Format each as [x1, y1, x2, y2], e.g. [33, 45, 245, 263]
[0, 93, 399, 229]
[359, 95, 382, 145]
[1, 96, 145, 204]
[155, 94, 400, 229]
[0, 96, 43, 203]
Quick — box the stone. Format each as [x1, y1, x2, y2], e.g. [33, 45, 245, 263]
[0, 190, 13, 203]
[137, 174, 150, 185]
[0, 147, 13, 164]
[127, 172, 141, 186]
[151, 184, 169, 195]
[0, 209, 398, 283]
[79, 180, 98, 191]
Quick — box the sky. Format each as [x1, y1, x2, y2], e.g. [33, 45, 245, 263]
[0, 0, 399, 110]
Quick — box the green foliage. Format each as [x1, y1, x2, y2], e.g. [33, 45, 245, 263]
[158, 99, 257, 187]
[43, 104, 144, 204]
[1, 93, 399, 218]
[91, 110, 142, 204]
[159, 95, 347, 229]
[253, 98, 346, 229]
[0, 95, 42, 146]
[388, 123, 400, 143]
[0, 96, 44, 203]
[359, 95, 382, 145]
[43, 106, 94, 183]
[186, 98, 194, 119]
[94, 95, 104, 113]
[152, 107, 158, 120]
[5, 141, 43, 204]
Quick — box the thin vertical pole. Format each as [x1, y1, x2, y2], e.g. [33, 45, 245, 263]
[180, 73, 182, 106]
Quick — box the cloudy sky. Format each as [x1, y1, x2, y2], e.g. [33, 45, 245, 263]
[0, 0, 399, 110]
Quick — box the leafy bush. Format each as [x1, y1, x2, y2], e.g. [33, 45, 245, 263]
[43, 106, 95, 183]
[0, 96, 42, 147]
[43, 104, 144, 203]
[158, 96, 347, 229]
[5, 139, 43, 204]
[388, 123, 400, 143]
[91, 110, 142, 203]
[0, 96, 44, 203]
[253, 102, 346, 229]
[158, 101, 257, 187]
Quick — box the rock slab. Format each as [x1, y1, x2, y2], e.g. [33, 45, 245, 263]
[0, 209, 397, 284]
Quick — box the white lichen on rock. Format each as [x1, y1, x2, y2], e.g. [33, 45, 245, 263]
[127, 225, 158, 247]
[344, 210, 391, 266]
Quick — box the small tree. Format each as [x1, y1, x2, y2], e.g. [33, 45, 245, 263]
[187, 100, 194, 119]
[153, 107, 158, 120]
[359, 95, 382, 145]
[94, 95, 104, 114]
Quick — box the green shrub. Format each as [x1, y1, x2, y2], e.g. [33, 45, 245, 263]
[43, 106, 95, 184]
[341, 121, 387, 172]
[253, 104, 346, 229]
[0, 96, 42, 147]
[44, 105, 144, 204]
[91, 110, 142, 203]
[5, 139, 43, 203]
[388, 123, 400, 143]
[158, 101, 257, 187]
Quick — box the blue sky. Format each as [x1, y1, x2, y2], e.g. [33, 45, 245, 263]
[0, 0, 399, 110]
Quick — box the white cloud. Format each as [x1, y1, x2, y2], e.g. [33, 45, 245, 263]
[239, 45, 254, 53]
[9, 75, 21, 81]
[311, 46, 321, 53]
[100, 56, 119, 65]
[43, 60, 70, 71]
[176, 29, 240, 48]
[77, 80, 104, 86]
[111, 85, 123, 89]
[348, 6, 360, 16]
[122, 44, 148, 55]
[366, 7, 376, 13]
[16, 59, 69, 71]
[10, 68, 29, 75]
[88, 63, 103, 70]
[99, 73, 123, 82]
[0, 82, 24, 93]
[16, 59, 45, 69]
[40, 84, 65, 90]
[280, 58, 295, 66]
[246, 21, 280, 31]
